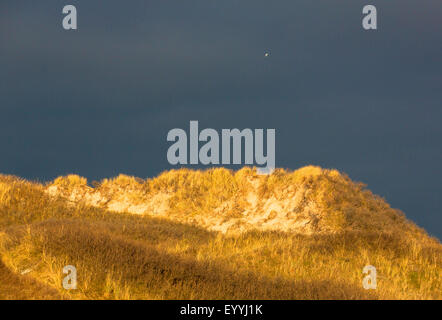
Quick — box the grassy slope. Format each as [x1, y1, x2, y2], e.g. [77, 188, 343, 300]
[0, 168, 440, 300]
[0, 260, 61, 300]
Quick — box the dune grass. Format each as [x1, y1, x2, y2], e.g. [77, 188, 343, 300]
[0, 169, 440, 300]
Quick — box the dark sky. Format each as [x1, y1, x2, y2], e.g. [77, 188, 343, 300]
[1, 1, 441, 238]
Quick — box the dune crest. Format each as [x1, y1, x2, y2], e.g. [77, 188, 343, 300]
[45, 166, 425, 236]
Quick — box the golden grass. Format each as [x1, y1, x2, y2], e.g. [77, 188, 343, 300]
[46, 166, 429, 235]
[0, 167, 440, 300]
[0, 260, 61, 300]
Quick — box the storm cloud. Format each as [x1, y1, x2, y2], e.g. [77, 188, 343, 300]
[0, 0, 441, 237]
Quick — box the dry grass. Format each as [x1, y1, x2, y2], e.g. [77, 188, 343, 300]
[0, 260, 61, 300]
[0, 167, 440, 300]
[44, 166, 429, 235]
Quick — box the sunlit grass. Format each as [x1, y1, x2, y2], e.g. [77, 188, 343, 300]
[0, 168, 440, 300]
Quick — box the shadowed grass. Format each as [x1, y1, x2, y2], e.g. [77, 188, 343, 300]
[0, 260, 61, 300]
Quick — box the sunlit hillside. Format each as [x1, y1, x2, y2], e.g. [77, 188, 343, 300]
[0, 166, 440, 299]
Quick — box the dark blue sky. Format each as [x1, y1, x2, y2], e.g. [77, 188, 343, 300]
[1, 1, 441, 238]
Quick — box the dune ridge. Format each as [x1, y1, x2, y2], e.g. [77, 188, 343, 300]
[45, 166, 425, 236]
